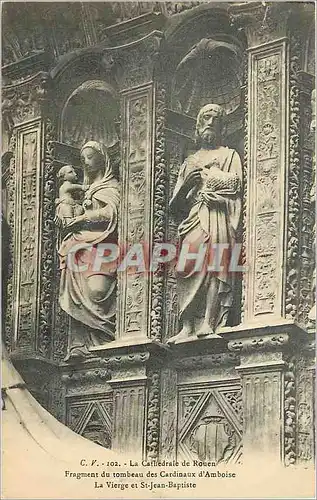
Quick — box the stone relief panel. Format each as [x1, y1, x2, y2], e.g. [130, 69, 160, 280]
[13, 124, 41, 350]
[118, 87, 153, 339]
[66, 396, 113, 449]
[247, 47, 286, 320]
[177, 385, 242, 464]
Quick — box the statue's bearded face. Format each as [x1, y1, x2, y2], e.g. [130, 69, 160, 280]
[197, 108, 223, 144]
[81, 147, 104, 172]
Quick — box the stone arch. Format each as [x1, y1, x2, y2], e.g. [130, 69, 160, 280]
[60, 79, 119, 150]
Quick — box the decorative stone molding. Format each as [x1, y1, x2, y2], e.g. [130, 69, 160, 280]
[228, 334, 289, 354]
[62, 368, 111, 385]
[146, 368, 161, 459]
[174, 353, 239, 370]
[2, 71, 52, 128]
[229, 2, 292, 47]
[3, 131, 17, 351]
[38, 123, 57, 358]
[150, 83, 168, 342]
[100, 352, 151, 368]
[284, 355, 296, 466]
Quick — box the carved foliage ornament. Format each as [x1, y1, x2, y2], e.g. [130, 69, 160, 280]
[253, 51, 282, 317]
[15, 128, 40, 349]
[39, 121, 57, 357]
[4, 131, 17, 350]
[123, 92, 150, 336]
[2, 72, 52, 127]
[150, 84, 168, 341]
[285, 33, 301, 321]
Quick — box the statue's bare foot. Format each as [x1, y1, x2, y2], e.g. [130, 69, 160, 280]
[196, 323, 215, 338]
[64, 347, 93, 362]
[167, 325, 193, 345]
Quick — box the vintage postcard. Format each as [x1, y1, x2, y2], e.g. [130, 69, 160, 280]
[1, 0, 316, 498]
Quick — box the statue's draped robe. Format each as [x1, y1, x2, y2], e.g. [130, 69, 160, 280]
[170, 146, 242, 332]
[58, 175, 120, 350]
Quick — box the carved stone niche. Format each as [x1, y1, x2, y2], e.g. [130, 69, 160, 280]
[163, 30, 245, 341]
[60, 79, 120, 151]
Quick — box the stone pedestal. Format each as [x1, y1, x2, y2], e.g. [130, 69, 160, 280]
[224, 323, 308, 465]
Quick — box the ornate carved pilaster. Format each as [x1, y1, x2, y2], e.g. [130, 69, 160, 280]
[2, 71, 60, 360]
[106, 28, 165, 341]
[296, 72, 314, 327]
[118, 84, 154, 339]
[230, 3, 313, 325]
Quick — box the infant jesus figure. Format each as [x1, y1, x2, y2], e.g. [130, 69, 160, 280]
[55, 165, 88, 228]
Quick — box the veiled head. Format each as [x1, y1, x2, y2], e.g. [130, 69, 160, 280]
[195, 104, 226, 146]
[81, 141, 108, 172]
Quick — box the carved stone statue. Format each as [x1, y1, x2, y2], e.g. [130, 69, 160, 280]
[168, 104, 242, 343]
[56, 141, 120, 361]
[55, 165, 88, 226]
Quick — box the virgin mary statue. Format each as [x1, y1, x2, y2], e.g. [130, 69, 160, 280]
[57, 141, 120, 361]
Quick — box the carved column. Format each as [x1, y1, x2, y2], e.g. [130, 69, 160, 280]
[228, 2, 315, 466]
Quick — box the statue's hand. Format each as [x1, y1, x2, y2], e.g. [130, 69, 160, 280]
[182, 168, 202, 191]
[65, 215, 86, 230]
[200, 191, 225, 207]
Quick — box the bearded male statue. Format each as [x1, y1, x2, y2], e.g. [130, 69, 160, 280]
[168, 104, 242, 343]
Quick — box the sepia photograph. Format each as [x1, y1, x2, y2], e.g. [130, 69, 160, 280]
[1, 1, 316, 498]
